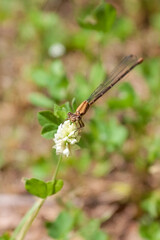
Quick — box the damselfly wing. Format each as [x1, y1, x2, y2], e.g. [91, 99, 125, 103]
[67, 55, 143, 128]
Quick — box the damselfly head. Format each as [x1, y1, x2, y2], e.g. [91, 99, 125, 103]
[67, 112, 72, 117]
[67, 112, 77, 122]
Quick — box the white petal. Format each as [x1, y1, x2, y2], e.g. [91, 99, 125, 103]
[63, 147, 70, 157]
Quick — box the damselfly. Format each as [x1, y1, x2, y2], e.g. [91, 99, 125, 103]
[67, 54, 143, 128]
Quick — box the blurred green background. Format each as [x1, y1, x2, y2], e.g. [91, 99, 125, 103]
[0, 0, 160, 239]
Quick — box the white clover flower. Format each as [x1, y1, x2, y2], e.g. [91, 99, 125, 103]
[53, 120, 80, 157]
[48, 43, 66, 58]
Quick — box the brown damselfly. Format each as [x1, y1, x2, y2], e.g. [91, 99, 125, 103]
[67, 54, 143, 128]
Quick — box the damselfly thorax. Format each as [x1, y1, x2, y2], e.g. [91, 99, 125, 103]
[67, 55, 143, 128]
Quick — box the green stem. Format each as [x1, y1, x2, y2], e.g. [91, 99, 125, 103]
[52, 155, 62, 181]
[11, 155, 62, 240]
[11, 199, 45, 240]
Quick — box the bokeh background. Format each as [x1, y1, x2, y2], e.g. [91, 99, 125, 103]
[0, 0, 160, 239]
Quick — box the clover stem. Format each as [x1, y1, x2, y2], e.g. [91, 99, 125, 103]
[11, 155, 62, 240]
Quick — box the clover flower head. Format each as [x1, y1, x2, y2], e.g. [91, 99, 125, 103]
[53, 120, 80, 157]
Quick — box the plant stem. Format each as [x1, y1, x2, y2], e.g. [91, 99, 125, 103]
[52, 155, 62, 181]
[11, 155, 62, 240]
[11, 199, 45, 240]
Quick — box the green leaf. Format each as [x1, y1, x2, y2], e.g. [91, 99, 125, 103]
[47, 60, 68, 100]
[0, 1, 14, 22]
[139, 221, 160, 240]
[46, 211, 73, 238]
[25, 178, 63, 198]
[80, 219, 108, 240]
[140, 58, 160, 95]
[0, 233, 10, 240]
[46, 179, 63, 196]
[38, 111, 61, 127]
[113, 17, 135, 41]
[90, 116, 128, 152]
[50, 60, 65, 78]
[141, 191, 160, 218]
[69, 30, 91, 50]
[41, 123, 58, 139]
[31, 60, 68, 101]
[108, 82, 139, 109]
[29, 92, 54, 108]
[53, 103, 68, 120]
[147, 137, 160, 164]
[29, 10, 58, 30]
[106, 120, 128, 151]
[31, 68, 52, 87]
[78, 2, 116, 33]
[88, 230, 108, 240]
[25, 178, 47, 198]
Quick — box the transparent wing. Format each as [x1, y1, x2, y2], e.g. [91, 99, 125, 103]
[87, 55, 139, 105]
